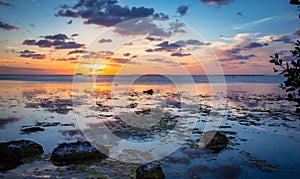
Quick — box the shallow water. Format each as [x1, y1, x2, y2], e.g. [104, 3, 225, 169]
[0, 80, 299, 178]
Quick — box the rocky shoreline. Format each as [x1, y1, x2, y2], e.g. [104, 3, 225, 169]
[0, 130, 229, 178]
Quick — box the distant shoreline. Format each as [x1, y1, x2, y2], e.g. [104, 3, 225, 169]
[0, 74, 284, 84]
[0, 74, 273, 76]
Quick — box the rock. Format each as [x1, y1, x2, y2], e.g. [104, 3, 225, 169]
[165, 99, 181, 108]
[201, 130, 229, 152]
[136, 162, 165, 179]
[0, 140, 44, 171]
[143, 89, 153, 95]
[50, 141, 108, 166]
[20, 126, 44, 133]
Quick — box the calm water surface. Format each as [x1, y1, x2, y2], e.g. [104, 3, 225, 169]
[0, 75, 299, 178]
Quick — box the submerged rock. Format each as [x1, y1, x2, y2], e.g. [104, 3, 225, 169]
[51, 141, 108, 166]
[201, 130, 229, 152]
[136, 162, 165, 179]
[0, 140, 44, 171]
[143, 89, 153, 95]
[20, 126, 44, 134]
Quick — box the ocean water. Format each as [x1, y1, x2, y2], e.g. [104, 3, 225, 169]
[0, 74, 285, 84]
[0, 75, 299, 178]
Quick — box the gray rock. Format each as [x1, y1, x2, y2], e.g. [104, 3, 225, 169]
[143, 89, 153, 95]
[201, 130, 229, 152]
[51, 141, 108, 166]
[0, 140, 44, 171]
[136, 162, 165, 179]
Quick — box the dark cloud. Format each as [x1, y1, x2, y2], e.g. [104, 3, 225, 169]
[107, 57, 137, 64]
[145, 49, 154, 52]
[177, 5, 188, 16]
[272, 35, 293, 44]
[55, 0, 163, 27]
[156, 41, 181, 52]
[20, 53, 46, 59]
[293, 29, 300, 36]
[55, 41, 84, 49]
[68, 49, 88, 55]
[22, 33, 85, 49]
[175, 39, 211, 46]
[171, 52, 191, 57]
[0, 20, 19, 31]
[36, 39, 52, 48]
[19, 49, 36, 54]
[199, 0, 234, 6]
[82, 51, 113, 59]
[56, 9, 80, 18]
[111, 17, 184, 37]
[113, 18, 172, 37]
[236, 12, 243, 16]
[0, 0, 12, 6]
[71, 33, 79, 37]
[43, 33, 69, 41]
[23, 39, 36, 45]
[98, 38, 112, 43]
[219, 41, 267, 62]
[146, 36, 162, 41]
[243, 42, 268, 49]
[54, 57, 78, 61]
[123, 52, 130, 56]
[145, 40, 201, 54]
[219, 54, 256, 61]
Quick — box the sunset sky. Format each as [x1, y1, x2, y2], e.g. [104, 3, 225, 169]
[0, 0, 299, 75]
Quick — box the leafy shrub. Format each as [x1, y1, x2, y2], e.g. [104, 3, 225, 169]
[269, 40, 300, 112]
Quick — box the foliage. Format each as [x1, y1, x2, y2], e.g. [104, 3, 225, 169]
[269, 40, 300, 112]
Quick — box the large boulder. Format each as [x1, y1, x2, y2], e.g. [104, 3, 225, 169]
[0, 140, 44, 171]
[201, 130, 229, 152]
[136, 162, 165, 179]
[51, 141, 107, 166]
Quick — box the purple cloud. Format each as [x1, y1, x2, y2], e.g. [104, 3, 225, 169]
[177, 5, 188, 16]
[0, 20, 19, 31]
[20, 53, 46, 59]
[171, 52, 191, 57]
[36, 39, 52, 48]
[55, 0, 162, 27]
[243, 42, 268, 49]
[219, 54, 256, 61]
[175, 39, 211, 46]
[272, 35, 293, 44]
[22, 33, 85, 49]
[55, 41, 84, 49]
[19, 49, 36, 54]
[98, 38, 112, 43]
[0, 0, 12, 6]
[68, 49, 88, 55]
[43, 33, 69, 41]
[23, 39, 36, 45]
[54, 57, 78, 61]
